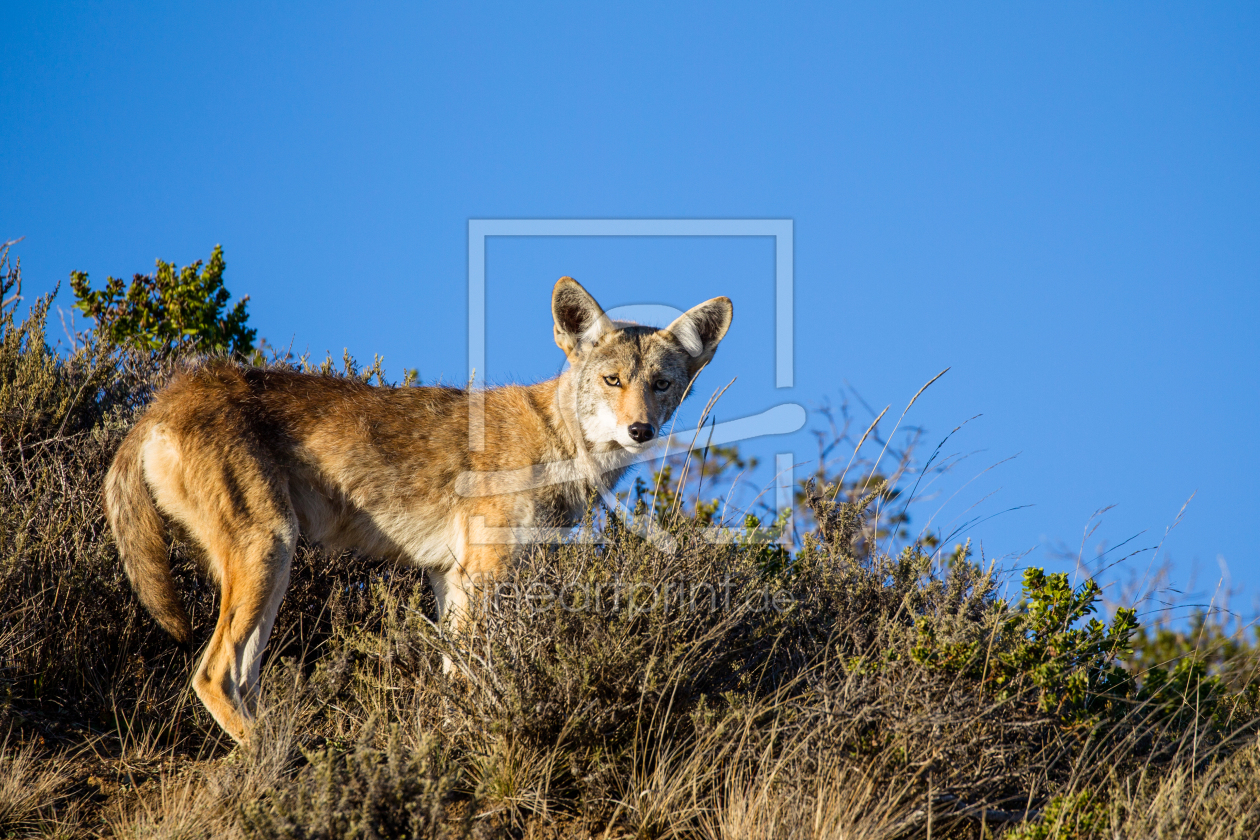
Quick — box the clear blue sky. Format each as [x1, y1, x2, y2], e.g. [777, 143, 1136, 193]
[3, 3, 1257, 622]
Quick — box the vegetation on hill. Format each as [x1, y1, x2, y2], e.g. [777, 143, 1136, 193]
[1, 240, 1257, 839]
[70, 245, 256, 357]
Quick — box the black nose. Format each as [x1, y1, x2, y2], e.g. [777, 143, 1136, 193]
[628, 423, 655, 443]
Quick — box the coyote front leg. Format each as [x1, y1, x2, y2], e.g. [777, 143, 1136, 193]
[432, 528, 509, 674]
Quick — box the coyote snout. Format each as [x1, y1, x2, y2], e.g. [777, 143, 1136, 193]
[628, 423, 654, 443]
[104, 276, 732, 743]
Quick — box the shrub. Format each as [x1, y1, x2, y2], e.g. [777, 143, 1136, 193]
[910, 567, 1141, 722]
[70, 244, 256, 355]
[243, 727, 467, 840]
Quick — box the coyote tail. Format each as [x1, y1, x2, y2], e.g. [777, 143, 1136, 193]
[104, 423, 191, 644]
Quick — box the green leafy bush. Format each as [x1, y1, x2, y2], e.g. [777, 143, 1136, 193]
[1131, 610, 1260, 694]
[71, 244, 256, 355]
[911, 567, 1139, 722]
[1005, 790, 1110, 840]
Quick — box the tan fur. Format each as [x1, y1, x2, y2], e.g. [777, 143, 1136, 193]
[103, 277, 732, 743]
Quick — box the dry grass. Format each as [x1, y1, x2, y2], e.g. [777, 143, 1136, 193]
[0, 736, 73, 835]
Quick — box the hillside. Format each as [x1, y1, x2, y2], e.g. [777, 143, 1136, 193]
[2, 247, 1258, 840]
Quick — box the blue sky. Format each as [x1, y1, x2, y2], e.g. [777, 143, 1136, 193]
[3, 3, 1257, 622]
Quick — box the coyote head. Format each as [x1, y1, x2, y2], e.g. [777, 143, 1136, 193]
[552, 277, 733, 455]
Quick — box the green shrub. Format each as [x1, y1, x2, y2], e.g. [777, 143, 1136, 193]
[1005, 790, 1110, 840]
[71, 244, 256, 355]
[1131, 610, 1260, 694]
[911, 566, 1140, 722]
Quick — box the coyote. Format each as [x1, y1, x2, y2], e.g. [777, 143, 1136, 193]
[104, 277, 732, 742]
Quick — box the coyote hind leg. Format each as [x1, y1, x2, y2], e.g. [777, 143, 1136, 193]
[191, 518, 296, 744]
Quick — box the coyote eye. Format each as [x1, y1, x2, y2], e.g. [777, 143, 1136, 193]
[654, 379, 671, 392]
[603, 375, 621, 387]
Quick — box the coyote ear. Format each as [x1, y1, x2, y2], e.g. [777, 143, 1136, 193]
[664, 296, 733, 375]
[552, 277, 612, 357]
